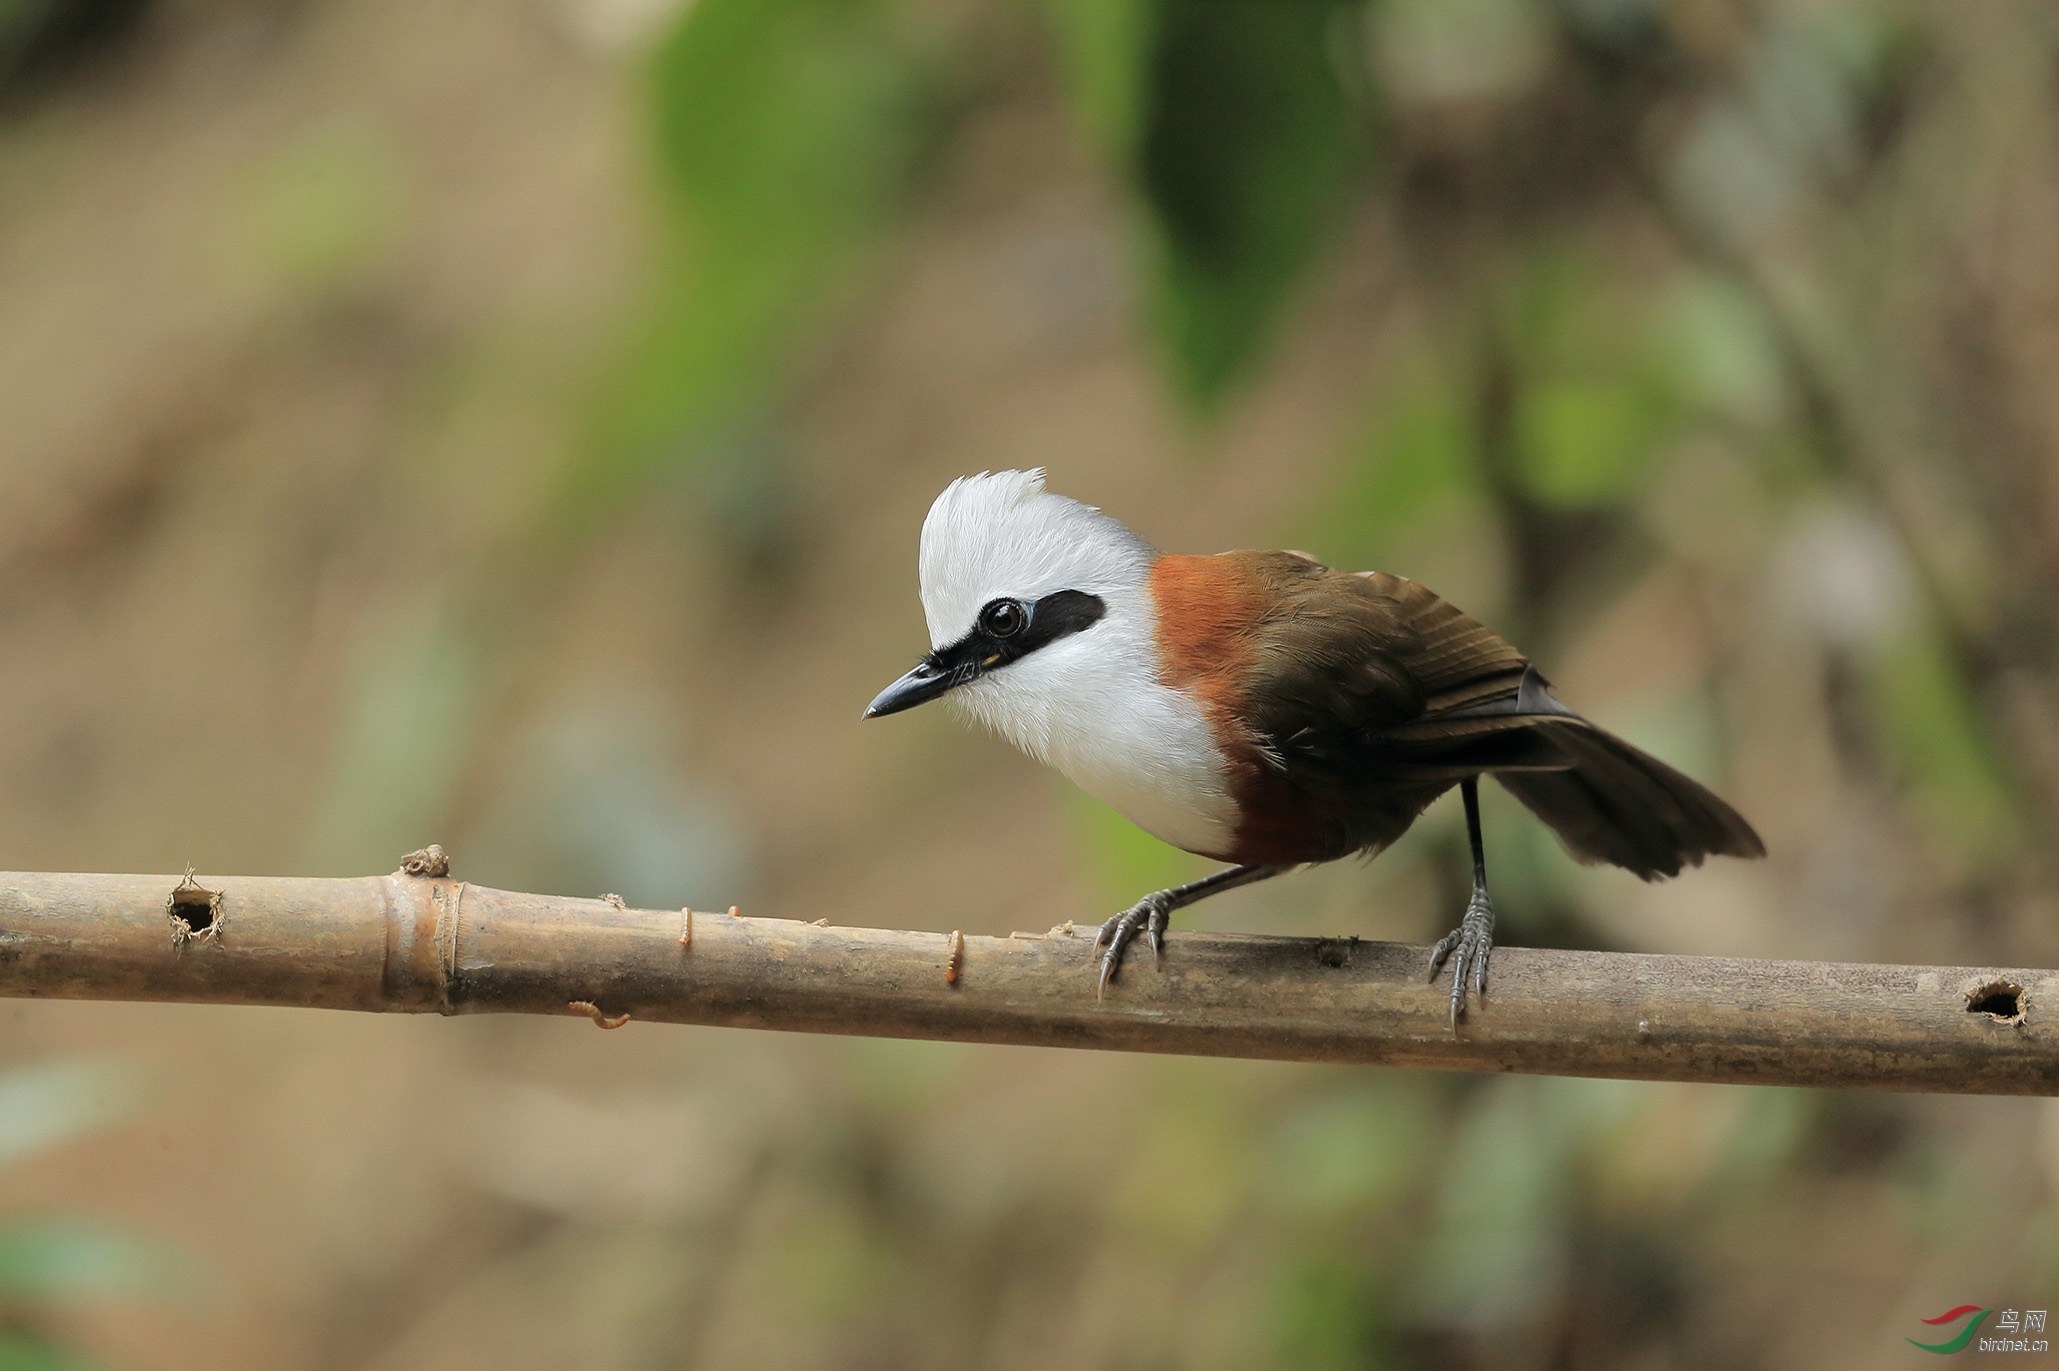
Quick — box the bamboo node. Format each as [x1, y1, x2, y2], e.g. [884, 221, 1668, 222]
[166, 869, 223, 950]
[569, 1000, 631, 1030]
[398, 845, 450, 878]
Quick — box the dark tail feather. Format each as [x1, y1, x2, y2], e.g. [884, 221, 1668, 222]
[1494, 722, 1764, 880]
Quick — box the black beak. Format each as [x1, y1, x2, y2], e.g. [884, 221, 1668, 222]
[864, 660, 961, 719]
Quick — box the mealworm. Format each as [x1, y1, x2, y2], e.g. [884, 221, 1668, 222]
[568, 1000, 631, 1030]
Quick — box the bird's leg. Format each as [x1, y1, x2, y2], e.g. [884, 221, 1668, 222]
[1427, 777, 1495, 1027]
[1096, 863, 1289, 996]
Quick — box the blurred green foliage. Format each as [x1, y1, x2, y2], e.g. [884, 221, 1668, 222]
[587, 0, 1377, 538]
[243, 121, 405, 293]
[1872, 617, 2020, 865]
[0, 1060, 188, 1370]
[0, 1060, 130, 1171]
[0, 1224, 183, 1303]
[1129, 0, 1363, 408]
[304, 596, 479, 877]
[1503, 249, 1682, 510]
[582, 0, 954, 533]
[1299, 355, 1481, 571]
[1049, 0, 1369, 412]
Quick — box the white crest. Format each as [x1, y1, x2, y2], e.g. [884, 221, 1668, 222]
[910, 470, 1238, 859]
[917, 470, 1154, 648]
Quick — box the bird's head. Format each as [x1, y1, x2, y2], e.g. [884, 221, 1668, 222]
[864, 469, 1154, 724]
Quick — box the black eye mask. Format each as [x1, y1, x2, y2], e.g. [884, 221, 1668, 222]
[864, 589, 1107, 718]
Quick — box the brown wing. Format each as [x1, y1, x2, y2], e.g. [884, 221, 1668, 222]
[1232, 556, 1763, 877]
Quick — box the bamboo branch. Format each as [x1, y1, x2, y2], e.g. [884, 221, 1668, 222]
[0, 864, 2050, 1094]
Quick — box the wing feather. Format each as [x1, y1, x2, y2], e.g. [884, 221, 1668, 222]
[1230, 557, 1761, 876]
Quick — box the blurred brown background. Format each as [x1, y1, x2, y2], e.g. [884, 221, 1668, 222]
[0, 0, 2056, 1366]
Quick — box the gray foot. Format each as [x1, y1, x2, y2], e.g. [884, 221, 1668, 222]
[1427, 889, 1495, 1027]
[1094, 893, 1173, 996]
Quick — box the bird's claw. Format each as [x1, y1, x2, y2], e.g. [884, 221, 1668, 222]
[1095, 895, 1171, 997]
[1427, 889, 1495, 1028]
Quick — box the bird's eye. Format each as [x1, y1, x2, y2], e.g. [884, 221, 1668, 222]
[980, 599, 1027, 638]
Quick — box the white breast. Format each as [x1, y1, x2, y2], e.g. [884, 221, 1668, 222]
[945, 583, 1238, 859]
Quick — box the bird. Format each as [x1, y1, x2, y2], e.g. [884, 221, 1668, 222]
[864, 470, 1764, 1023]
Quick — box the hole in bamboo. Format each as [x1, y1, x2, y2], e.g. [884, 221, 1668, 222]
[1314, 938, 1356, 968]
[166, 870, 222, 948]
[1967, 980, 2025, 1023]
[171, 890, 214, 934]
